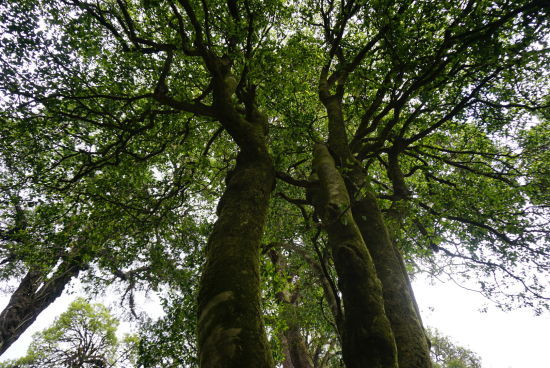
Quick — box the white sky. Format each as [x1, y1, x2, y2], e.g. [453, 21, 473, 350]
[412, 276, 550, 368]
[1, 276, 549, 367]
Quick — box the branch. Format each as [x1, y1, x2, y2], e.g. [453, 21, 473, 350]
[114, 0, 176, 52]
[275, 171, 318, 188]
[412, 147, 518, 186]
[166, 0, 200, 55]
[417, 202, 516, 245]
[152, 51, 216, 117]
[406, 70, 501, 145]
[202, 127, 224, 156]
[474, 98, 550, 112]
[437, 246, 549, 301]
[177, 0, 207, 53]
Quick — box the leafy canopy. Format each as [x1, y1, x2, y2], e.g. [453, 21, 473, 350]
[0, 0, 548, 365]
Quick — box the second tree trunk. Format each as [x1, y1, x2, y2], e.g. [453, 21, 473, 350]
[310, 143, 398, 368]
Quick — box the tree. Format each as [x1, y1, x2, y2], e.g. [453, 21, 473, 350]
[0, 298, 136, 368]
[427, 328, 482, 368]
[0, 0, 548, 367]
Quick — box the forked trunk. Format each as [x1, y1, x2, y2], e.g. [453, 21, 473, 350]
[197, 146, 275, 368]
[310, 143, 398, 368]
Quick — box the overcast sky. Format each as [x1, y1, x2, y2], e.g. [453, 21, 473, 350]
[412, 276, 550, 368]
[1, 276, 549, 367]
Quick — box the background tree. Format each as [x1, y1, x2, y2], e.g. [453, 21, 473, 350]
[0, 298, 137, 368]
[427, 328, 482, 368]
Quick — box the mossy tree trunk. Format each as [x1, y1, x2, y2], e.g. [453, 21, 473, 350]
[282, 325, 314, 368]
[197, 62, 275, 367]
[351, 192, 432, 368]
[319, 75, 431, 368]
[198, 145, 275, 368]
[310, 143, 398, 368]
[347, 143, 432, 368]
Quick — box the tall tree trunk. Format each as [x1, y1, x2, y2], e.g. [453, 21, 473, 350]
[351, 192, 432, 368]
[282, 335, 294, 368]
[310, 143, 398, 368]
[197, 144, 275, 368]
[319, 82, 430, 367]
[0, 263, 83, 355]
[346, 143, 432, 368]
[194, 55, 277, 366]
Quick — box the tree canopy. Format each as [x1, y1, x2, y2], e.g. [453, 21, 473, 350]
[0, 0, 548, 366]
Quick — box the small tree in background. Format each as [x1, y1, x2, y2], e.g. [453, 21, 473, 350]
[428, 328, 482, 368]
[0, 298, 136, 368]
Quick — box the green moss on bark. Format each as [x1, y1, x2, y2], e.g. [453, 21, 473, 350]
[311, 143, 398, 368]
[351, 193, 432, 368]
[198, 145, 275, 368]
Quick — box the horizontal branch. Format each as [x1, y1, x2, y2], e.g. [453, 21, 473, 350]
[275, 171, 318, 188]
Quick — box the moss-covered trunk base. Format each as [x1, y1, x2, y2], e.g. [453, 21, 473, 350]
[197, 147, 275, 368]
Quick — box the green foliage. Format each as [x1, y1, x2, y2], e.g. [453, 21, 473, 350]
[136, 242, 204, 368]
[427, 328, 482, 368]
[137, 293, 199, 368]
[519, 119, 550, 207]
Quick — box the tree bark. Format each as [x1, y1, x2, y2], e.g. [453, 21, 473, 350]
[351, 193, 432, 368]
[195, 54, 277, 367]
[347, 144, 431, 368]
[0, 263, 83, 356]
[197, 140, 275, 367]
[318, 76, 430, 367]
[310, 143, 398, 368]
[267, 248, 314, 368]
[283, 325, 314, 368]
